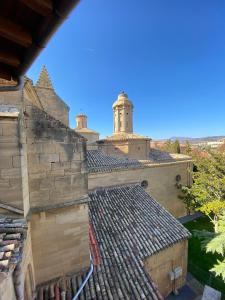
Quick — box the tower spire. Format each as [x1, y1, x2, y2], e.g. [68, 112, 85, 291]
[36, 65, 54, 89]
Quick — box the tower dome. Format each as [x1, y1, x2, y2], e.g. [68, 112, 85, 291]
[112, 91, 133, 109]
[113, 92, 133, 134]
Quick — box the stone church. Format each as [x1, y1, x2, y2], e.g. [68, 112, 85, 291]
[0, 67, 191, 300]
[77, 90, 192, 218]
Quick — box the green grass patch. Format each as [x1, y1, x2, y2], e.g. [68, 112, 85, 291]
[184, 216, 225, 296]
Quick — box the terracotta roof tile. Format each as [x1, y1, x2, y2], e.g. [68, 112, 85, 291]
[37, 184, 190, 299]
[87, 150, 142, 173]
[0, 218, 27, 273]
[87, 150, 191, 174]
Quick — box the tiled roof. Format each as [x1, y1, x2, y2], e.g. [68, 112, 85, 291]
[0, 218, 27, 273]
[87, 150, 191, 174]
[89, 184, 190, 261]
[99, 132, 151, 141]
[87, 150, 142, 173]
[37, 184, 190, 300]
[149, 149, 191, 162]
[75, 128, 99, 134]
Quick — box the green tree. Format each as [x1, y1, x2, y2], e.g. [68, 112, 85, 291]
[194, 213, 225, 280]
[163, 139, 181, 154]
[163, 139, 173, 152]
[173, 139, 181, 153]
[184, 140, 192, 155]
[178, 151, 225, 232]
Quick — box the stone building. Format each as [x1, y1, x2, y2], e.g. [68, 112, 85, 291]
[87, 149, 192, 218]
[97, 92, 151, 160]
[38, 184, 190, 299]
[0, 70, 90, 300]
[0, 70, 191, 299]
[74, 114, 99, 144]
[34, 66, 70, 126]
[88, 91, 192, 218]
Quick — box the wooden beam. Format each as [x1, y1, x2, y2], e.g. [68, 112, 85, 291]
[0, 50, 20, 67]
[0, 64, 12, 81]
[20, 0, 53, 16]
[0, 18, 32, 48]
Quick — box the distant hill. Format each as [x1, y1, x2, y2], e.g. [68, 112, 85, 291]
[168, 136, 225, 144]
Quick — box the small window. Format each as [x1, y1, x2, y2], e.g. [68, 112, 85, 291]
[141, 180, 148, 189]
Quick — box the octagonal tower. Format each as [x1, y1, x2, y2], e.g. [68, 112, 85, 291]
[113, 92, 133, 134]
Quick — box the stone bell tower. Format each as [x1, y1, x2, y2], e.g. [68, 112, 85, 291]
[76, 114, 87, 129]
[113, 92, 133, 134]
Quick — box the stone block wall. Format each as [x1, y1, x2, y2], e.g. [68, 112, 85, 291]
[0, 115, 24, 210]
[0, 273, 17, 300]
[31, 204, 90, 284]
[98, 139, 150, 160]
[0, 90, 23, 110]
[23, 102, 88, 209]
[35, 87, 69, 126]
[144, 240, 188, 297]
[88, 160, 192, 217]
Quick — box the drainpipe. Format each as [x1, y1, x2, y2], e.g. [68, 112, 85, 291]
[72, 254, 94, 300]
[0, 76, 24, 92]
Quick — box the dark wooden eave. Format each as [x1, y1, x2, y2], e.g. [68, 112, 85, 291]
[0, 0, 79, 81]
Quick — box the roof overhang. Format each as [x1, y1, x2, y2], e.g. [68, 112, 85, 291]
[0, 0, 79, 82]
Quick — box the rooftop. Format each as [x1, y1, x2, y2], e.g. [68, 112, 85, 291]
[0, 217, 27, 273]
[87, 150, 142, 173]
[149, 148, 191, 162]
[99, 132, 151, 141]
[87, 150, 191, 173]
[37, 184, 190, 299]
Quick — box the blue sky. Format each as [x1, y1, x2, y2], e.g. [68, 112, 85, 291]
[28, 0, 225, 139]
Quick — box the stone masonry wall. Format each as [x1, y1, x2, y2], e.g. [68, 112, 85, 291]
[31, 204, 90, 284]
[98, 139, 150, 160]
[23, 101, 88, 209]
[0, 115, 24, 211]
[88, 161, 192, 217]
[35, 87, 69, 126]
[144, 240, 188, 297]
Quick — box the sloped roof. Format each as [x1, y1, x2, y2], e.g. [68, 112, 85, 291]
[37, 184, 190, 299]
[87, 150, 142, 173]
[149, 148, 191, 162]
[87, 184, 190, 299]
[0, 218, 27, 273]
[75, 127, 99, 135]
[87, 150, 191, 174]
[89, 184, 190, 258]
[99, 132, 151, 142]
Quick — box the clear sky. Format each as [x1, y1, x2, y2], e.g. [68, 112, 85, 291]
[28, 0, 225, 139]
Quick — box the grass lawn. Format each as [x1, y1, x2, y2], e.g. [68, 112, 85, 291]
[184, 216, 225, 296]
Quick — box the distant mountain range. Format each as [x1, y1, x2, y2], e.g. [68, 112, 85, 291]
[168, 136, 225, 143]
